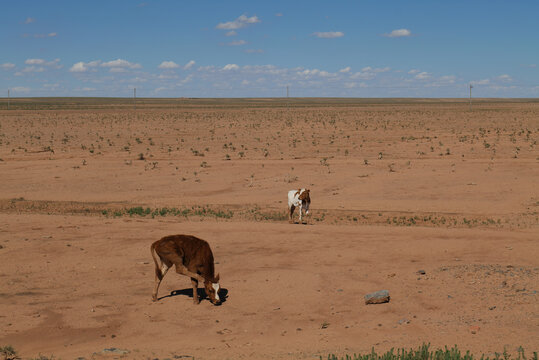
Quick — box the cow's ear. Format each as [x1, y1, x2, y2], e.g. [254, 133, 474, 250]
[215, 273, 220, 282]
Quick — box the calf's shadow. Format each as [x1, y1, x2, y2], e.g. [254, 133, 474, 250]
[159, 287, 228, 305]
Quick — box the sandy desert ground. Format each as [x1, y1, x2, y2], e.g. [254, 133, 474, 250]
[0, 98, 537, 359]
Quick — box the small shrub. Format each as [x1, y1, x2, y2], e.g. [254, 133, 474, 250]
[0, 345, 19, 360]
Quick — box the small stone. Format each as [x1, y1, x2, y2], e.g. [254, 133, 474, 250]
[365, 290, 390, 304]
[101, 348, 129, 355]
[489, 306, 496, 310]
[417, 270, 426, 275]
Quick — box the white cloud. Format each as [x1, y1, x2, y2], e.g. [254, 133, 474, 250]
[339, 67, 351, 73]
[70, 62, 88, 72]
[158, 73, 179, 79]
[158, 61, 179, 69]
[349, 66, 390, 80]
[362, 66, 390, 73]
[154, 86, 169, 93]
[179, 74, 193, 84]
[228, 40, 247, 46]
[184, 60, 196, 70]
[22, 66, 44, 73]
[497, 74, 512, 82]
[415, 72, 430, 80]
[245, 49, 264, 54]
[1, 63, 15, 70]
[242, 65, 284, 75]
[24, 17, 35, 24]
[297, 68, 335, 78]
[25, 58, 45, 65]
[275, 13, 283, 17]
[350, 71, 375, 80]
[101, 59, 142, 69]
[198, 65, 215, 72]
[216, 14, 260, 30]
[24, 32, 58, 38]
[426, 75, 457, 87]
[24, 58, 61, 69]
[298, 69, 320, 76]
[471, 79, 490, 85]
[225, 31, 237, 37]
[69, 60, 101, 73]
[408, 69, 420, 74]
[313, 31, 344, 38]
[439, 75, 456, 83]
[12, 86, 30, 93]
[223, 64, 239, 71]
[109, 67, 127, 73]
[384, 29, 412, 38]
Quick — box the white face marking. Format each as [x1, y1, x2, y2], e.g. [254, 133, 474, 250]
[212, 283, 220, 301]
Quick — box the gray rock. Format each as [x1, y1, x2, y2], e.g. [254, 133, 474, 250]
[100, 348, 130, 355]
[364, 290, 390, 304]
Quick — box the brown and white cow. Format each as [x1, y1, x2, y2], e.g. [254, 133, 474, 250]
[150, 234, 221, 305]
[288, 188, 311, 223]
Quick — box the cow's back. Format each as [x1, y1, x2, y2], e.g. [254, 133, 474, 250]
[155, 234, 215, 278]
[288, 190, 299, 207]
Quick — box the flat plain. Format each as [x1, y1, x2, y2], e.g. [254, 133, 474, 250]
[0, 98, 537, 359]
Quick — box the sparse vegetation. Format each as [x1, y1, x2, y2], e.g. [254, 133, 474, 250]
[322, 344, 536, 360]
[0, 345, 19, 360]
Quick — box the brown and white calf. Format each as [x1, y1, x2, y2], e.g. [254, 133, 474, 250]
[150, 234, 221, 305]
[288, 188, 311, 223]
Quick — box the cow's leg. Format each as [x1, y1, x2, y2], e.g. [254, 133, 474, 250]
[191, 278, 200, 304]
[298, 203, 303, 223]
[175, 264, 205, 283]
[289, 205, 296, 223]
[152, 263, 170, 301]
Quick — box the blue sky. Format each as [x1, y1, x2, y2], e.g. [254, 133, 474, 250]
[1, 0, 538, 97]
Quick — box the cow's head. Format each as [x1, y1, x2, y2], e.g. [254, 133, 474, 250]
[204, 274, 221, 305]
[299, 189, 311, 214]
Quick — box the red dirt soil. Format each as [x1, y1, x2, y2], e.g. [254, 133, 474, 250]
[0, 99, 537, 359]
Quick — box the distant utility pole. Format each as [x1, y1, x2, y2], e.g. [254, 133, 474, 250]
[7, 89, 10, 110]
[286, 85, 290, 112]
[469, 84, 473, 111]
[133, 87, 136, 111]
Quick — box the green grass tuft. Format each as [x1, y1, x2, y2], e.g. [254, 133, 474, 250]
[322, 344, 536, 360]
